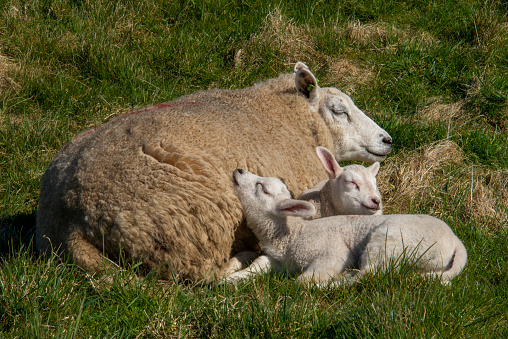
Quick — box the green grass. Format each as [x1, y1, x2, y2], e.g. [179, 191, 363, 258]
[1, 0, 508, 337]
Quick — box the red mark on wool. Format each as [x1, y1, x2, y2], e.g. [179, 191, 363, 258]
[72, 127, 99, 141]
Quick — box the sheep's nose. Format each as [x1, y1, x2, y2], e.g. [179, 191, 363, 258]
[237, 168, 245, 174]
[371, 197, 380, 208]
[382, 136, 393, 145]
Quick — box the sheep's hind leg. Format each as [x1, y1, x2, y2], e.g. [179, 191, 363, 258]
[67, 228, 114, 273]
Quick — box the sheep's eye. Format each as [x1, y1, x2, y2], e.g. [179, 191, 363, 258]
[330, 104, 349, 117]
[257, 182, 269, 195]
[349, 181, 359, 190]
[332, 109, 348, 116]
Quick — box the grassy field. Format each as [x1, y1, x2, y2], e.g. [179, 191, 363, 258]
[1, 0, 507, 337]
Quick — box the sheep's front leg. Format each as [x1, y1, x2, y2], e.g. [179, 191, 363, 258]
[223, 255, 278, 283]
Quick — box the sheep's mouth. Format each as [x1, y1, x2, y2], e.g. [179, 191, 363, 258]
[361, 203, 379, 212]
[366, 149, 388, 159]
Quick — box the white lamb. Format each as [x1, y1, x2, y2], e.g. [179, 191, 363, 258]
[299, 146, 382, 218]
[226, 147, 382, 272]
[226, 169, 467, 285]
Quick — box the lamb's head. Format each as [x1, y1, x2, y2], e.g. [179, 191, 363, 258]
[295, 62, 392, 163]
[233, 169, 316, 222]
[316, 146, 382, 215]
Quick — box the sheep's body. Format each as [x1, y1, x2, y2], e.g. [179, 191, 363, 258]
[227, 170, 467, 284]
[299, 146, 382, 218]
[36, 63, 392, 281]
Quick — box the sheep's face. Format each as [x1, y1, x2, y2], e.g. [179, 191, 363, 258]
[319, 88, 392, 163]
[295, 62, 392, 163]
[233, 169, 316, 221]
[315, 146, 381, 215]
[233, 169, 291, 219]
[331, 164, 381, 215]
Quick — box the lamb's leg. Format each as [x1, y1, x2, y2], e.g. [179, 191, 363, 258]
[438, 241, 468, 282]
[222, 251, 260, 276]
[223, 255, 278, 283]
[296, 257, 351, 287]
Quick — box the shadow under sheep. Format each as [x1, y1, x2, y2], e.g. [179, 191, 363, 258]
[0, 212, 37, 256]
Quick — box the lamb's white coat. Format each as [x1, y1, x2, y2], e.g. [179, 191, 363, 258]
[299, 146, 382, 218]
[227, 147, 383, 272]
[226, 169, 467, 285]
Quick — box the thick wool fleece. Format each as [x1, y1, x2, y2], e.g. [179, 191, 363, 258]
[36, 74, 337, 281]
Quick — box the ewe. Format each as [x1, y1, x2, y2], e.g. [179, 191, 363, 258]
[226, 169, 467, 285]
[36, 62, 393, 281]
[299, 146, 382, 218]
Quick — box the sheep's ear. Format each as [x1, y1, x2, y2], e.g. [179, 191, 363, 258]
[368, 162, 380, 176]
[316, 146, 342, 179]
[295, 62, 320, 104]
[275, 199, 316, 218]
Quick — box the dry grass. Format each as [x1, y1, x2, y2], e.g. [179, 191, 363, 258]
[0, 53, 19, 94]
[345, 20, 438, 49]
[379, 140, 508, 231]
[234, 10, 376, 93]
[323, 57, 374, 94]
[235, 7, 324, 69]
[416, 98, 470, 136]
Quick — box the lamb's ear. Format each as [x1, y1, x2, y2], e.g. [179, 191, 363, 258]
[368, 162, 380, 176]
[316, 146, 342, 179]
[295, 62, 320, 104]
[275, 199, 316, 218]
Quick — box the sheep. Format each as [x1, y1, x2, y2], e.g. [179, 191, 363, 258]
[299, 146, 382, 218]
[36, 62, 393, 282]
[226, 169, 467, 285]
[227, 146, 384, 273]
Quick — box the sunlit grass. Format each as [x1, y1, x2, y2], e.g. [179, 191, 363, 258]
[1, 0, 507, 337]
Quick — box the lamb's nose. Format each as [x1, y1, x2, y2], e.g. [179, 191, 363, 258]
[382, 136, 393, 145]
[371, 197, 380, 208]
[237, 168, 245, 174]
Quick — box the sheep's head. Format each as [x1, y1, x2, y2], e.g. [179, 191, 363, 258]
[295, 62, 392, 163]
[316, 146, 382, 215]
[233, 169, 316, 221]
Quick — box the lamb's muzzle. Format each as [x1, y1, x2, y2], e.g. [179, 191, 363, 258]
[233, 168, 244, 186]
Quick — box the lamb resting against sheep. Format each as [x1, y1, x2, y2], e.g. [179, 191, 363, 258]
[299, 146, 382, 218]
[227, 145, 383, 272]
[36, 62, 392, 281]
[227, 169, 467, 285]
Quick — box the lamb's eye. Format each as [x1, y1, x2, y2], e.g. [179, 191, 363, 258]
[349, 181, 359, 190]
[257, 182, 269, 194]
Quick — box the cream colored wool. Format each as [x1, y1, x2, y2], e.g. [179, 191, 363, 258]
[36, 63, 392, 281]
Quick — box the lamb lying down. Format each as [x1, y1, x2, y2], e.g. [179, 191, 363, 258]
[225, 169, 467, 285]
[224, 147, 383, 274]
[299, 146, 383, 218]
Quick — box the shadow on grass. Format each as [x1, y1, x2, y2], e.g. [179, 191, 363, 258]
[0, 212, 37, 256]
[312, 314, 376, 339]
